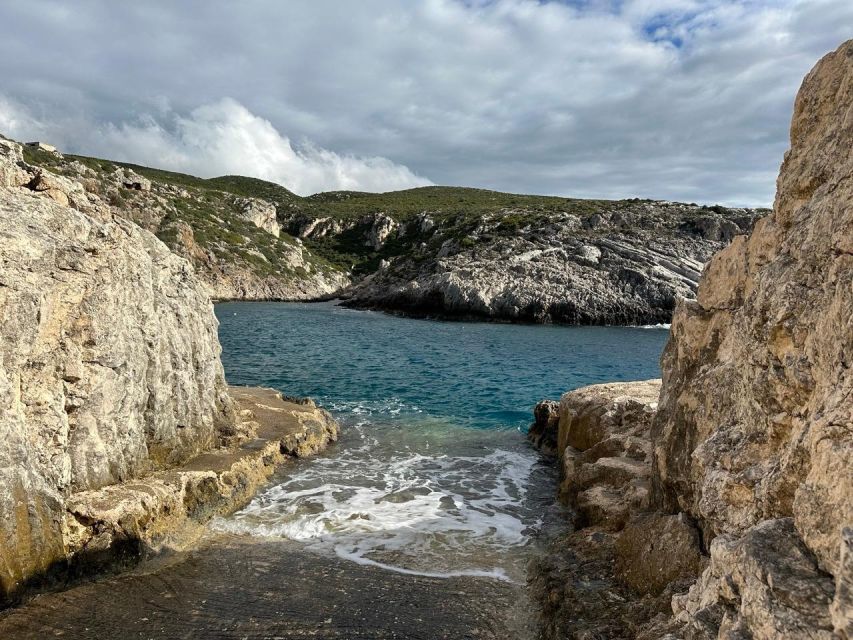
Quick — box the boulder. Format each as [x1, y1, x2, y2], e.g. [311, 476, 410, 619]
[528, 399, 559, 454]
[615, 512, 705, 596]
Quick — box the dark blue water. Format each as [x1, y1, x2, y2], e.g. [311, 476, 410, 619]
[216, 301, 667, 430]
[214, 301, 668, 581]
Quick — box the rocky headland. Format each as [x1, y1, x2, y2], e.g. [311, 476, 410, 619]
[0, 142, 339, 606]
[530, 39, 852, 639]
[336, 201, 758, 325]
[8, 136, 762, 325]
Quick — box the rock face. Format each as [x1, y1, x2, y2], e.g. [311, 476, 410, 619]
[233, 196, 281, 237]
[646, 37, 853, 640]
[0, 168, 237, 603]
[0, 145, 342, 605]
[342, 204, 759, 325]
[532, 40, 853, 640]
[555, 380, 659, 529]
[530, 380, 707, 639]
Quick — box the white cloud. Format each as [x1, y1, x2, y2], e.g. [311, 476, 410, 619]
[0, 97, 431, 195]
[0, 0, 850, 204]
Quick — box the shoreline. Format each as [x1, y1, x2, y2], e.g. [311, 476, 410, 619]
[216, 297, 674, 329]
[1, 386, 340, 610]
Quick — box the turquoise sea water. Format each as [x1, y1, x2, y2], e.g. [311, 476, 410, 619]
[214, 301, 668, 581]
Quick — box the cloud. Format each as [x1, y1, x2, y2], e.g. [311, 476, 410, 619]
[0, 96, 431, 195]
[0, 0, 850, 204]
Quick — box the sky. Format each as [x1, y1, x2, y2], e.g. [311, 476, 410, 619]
[0, 1, 849, 205]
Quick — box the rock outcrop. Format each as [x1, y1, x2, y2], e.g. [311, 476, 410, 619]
[532, 40, 853, 639]
[556, 380, 659, 530]
[233, 196, 281, 237]
[62, 387, 338, 578]
[0, 147, 341, 605]
[0, 177, 232, 603]
[648, 36, 853, 640]
[341, 204, 760, 325]
[530, 381, 705, 639]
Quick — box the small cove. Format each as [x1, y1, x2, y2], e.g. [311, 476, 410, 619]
[214, 301, 669, 583]
[0, 301, 671, 639]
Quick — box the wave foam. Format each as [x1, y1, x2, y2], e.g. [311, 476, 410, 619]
[214, 419, 539, 581]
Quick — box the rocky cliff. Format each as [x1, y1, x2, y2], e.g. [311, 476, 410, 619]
[12, 138, 761, 324]
[0, 142, 339, 605]
[337, 201, 759, 325]
[651, 37, 853, 638]
[532, 39, 852, 639]
[10, 146, 350, 301]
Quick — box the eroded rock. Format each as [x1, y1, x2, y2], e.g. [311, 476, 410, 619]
[672, 519, 835, 639]
[233, 196, 281, 237]
[528, 399, 560, 454]
[650, 41, 852, 638]
[0, 182, 237, 604]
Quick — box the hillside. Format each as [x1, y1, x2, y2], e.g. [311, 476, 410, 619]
[14, 142, 766, 322]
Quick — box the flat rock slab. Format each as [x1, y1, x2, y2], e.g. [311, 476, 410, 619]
[0, 535, 530, 640]
[54, 387, 339, 603]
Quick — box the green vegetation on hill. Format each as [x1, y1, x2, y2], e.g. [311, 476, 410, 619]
[301, 186, 604, 221]
[206, 175, 299, 203]
[14, 143, 768, 293]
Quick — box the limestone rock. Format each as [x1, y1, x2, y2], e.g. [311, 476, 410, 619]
[649, 39, 853, 637]
[652, 38, 852, 580]
[62, 386, 339, 567]
[558, 380, 659, 454]
[114, 168, 151, 192]
[833, 528, 853, 638]
[342, 205, 760, 325]
[556, 380, 659, 529]
[297, 216, 345, 239]
[671, 519, 835, 639]
[528, 399, 559, 454]
[0, 139, 29, 188]
[0, 185, 234, 603]
[364, 212, 398, 249]
[233, 196, 281, 237]
[615, 512, 705, 596]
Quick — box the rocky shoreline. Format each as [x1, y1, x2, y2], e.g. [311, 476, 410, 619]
[0, 150, 341, 607]
[336, 204, 759, 326]
[528, 39, 852, 639]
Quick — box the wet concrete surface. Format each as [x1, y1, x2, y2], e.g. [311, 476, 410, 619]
[0, 534, 534, 640]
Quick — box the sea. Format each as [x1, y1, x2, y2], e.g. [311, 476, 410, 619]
[212, 301, 668, 583]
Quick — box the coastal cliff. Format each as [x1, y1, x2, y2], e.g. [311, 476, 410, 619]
[11, 138, 761, 325]
[336, 201, 758, 325]
[0, 142, 339, 605]
[532, 39, 852, 638]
